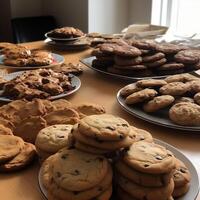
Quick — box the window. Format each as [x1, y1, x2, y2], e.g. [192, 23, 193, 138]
[151, 0, 200, 36]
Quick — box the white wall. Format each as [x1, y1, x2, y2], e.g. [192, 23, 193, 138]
[43, 0, 88, 32]
[89, 0, 128, 34]
[10, 0, 43, 18]
[128, 0, 152, 24]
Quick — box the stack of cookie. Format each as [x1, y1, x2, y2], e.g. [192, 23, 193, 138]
[115, 141, 176, 200]
[91, 39, 200, 77]
[0, 135, 36, 172]
[40, 148, 113, 200]
[172, 158, 191, 198]
[72, 114, 138, 155]
[35, 124, 73, 162]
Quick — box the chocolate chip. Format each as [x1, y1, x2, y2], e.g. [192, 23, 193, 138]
[119, 134, 124, 139]
[180, 168, 187, 173]
[73, 191, 79, 195]
[144, 164, 149, 167]
[57, 135, 65, 138]
[61, 154, 68, 159]
[72, 169, 80, 176]
[155, 155, 163, 160]
[139, 136, 145, 140]
[122, 124, 128, 127]
[56, 172, 61, 177]
[106, 126, 115, 131]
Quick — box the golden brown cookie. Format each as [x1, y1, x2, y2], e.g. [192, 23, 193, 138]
[143, 95, 175, 113]
[14, 116, 47, 143]
[52, 148, 109, 191]
[164, 73, 198, 83]
[187, 80, 200, 93]
[0, 124, 13, 135]
[159, 82, 189, 96]
[117, 174, 174, 200]
[172, 183, 190, 198]
[123, 141, 175, 174]
[136, 79, 167, 88]
[79, 114, 130, 141]
[0, 135, 24, 164]
[194, 92, 200, 105]
[116, 160, 172, 187]
[169, 102, 200, 126]
[51, 99, 73, 110]
[74, 103, 106, 118]
[44, 108, 79, 126]
[174, 97, 194, 104]
[0, 142, 36, 172]
[120, 84, 142, 97]
[125, 89, 158, 104]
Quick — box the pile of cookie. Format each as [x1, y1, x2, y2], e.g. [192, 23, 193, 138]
[0, 43, 54, 67]
[0, 135, 36, 172]
[1, 68, 74, 100]
[47, 26, 84, 39]
[39, 113, 191, 200]
[91, 39, 200, 77]
[0, 98, 105, 144]
[120, 73, 200, 126]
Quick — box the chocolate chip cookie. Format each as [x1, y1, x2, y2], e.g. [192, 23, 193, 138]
[136, 79, 167, 88]
[120, 84, 142, 97]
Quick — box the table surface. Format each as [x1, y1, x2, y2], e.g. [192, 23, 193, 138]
[0, 41, 200, 200]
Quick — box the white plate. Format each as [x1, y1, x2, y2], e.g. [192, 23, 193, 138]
[45, 32, 86, 42]
[38, 139, 199, 200]
[0, 53, 64, 70]
[0, 71, 81, 102]
[117, 86, 200, 132]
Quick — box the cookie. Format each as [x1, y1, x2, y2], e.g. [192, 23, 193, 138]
[0, 142, 36, 172]
[174, 97, 194, 104]
[123, 141, 175, 174]
[142, 52, 165, 63]
[0, 117, 15, 131]
[74, 103, 106, 118]
[91, 48, 107, 58]
[145, 58, 167, 68]
[73, 126, 133, 151]
[0, 124, 13, 135]
[164, 73, 198, 83]
[100, 43, 118, 55]
[169, 102, 200, 126]
[120, 84, 142, 97]
[187, 80, 200, 93]
[49, 164, 112, 200]
[35, 124, 73, 153]
[114, 45, 142, 57]
[159, 82, 189, 96]
[194, 92, 200, 105]
[74, 141, 109, 155]
[44, 108, 79, 126]
[116, 160, 172, 187]
[52, 148, 109, 191]
[143, 95, 175, 113]
[172, 183, 190, 198]
[125, 89, 158, 104]
[0, 135, 24, 164]
[117, 174, 174, 200]
[156, 43, 187, 54]
[173, 158, 191, 187]
[174, 49, 200, 64]
[79, 114, 130, 141]
[131, 39, 157, 50]
[14, 116, 47, 143]
[129, 126, 153, 143]
[52, 99, 73, 110]
[114, 55, 142, 66]
[37, 147, 52, 162]
[136, 79, 167, 88]
[40, 155, 55, 189]
[158, 62, 185, 71]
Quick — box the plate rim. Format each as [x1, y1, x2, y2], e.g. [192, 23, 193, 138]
[37, 138, 199, 200]
[0, 71, 81, 102]
[116, 87, 200, 132]
[0, 53, 65, 70]
[81, 56, 200, 81]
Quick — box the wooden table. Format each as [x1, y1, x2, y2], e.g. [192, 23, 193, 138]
[0, 41, 200, 200]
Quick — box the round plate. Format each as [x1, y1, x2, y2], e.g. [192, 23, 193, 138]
[117, 86, 200, 132]
[44, 38, 90, 50]
[38, 138, 199, 200]
[0, 71, 81, 102]
[45, 32, 86, 42]
[81, 56, 199, 82]
[0, 53, 64, 70]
